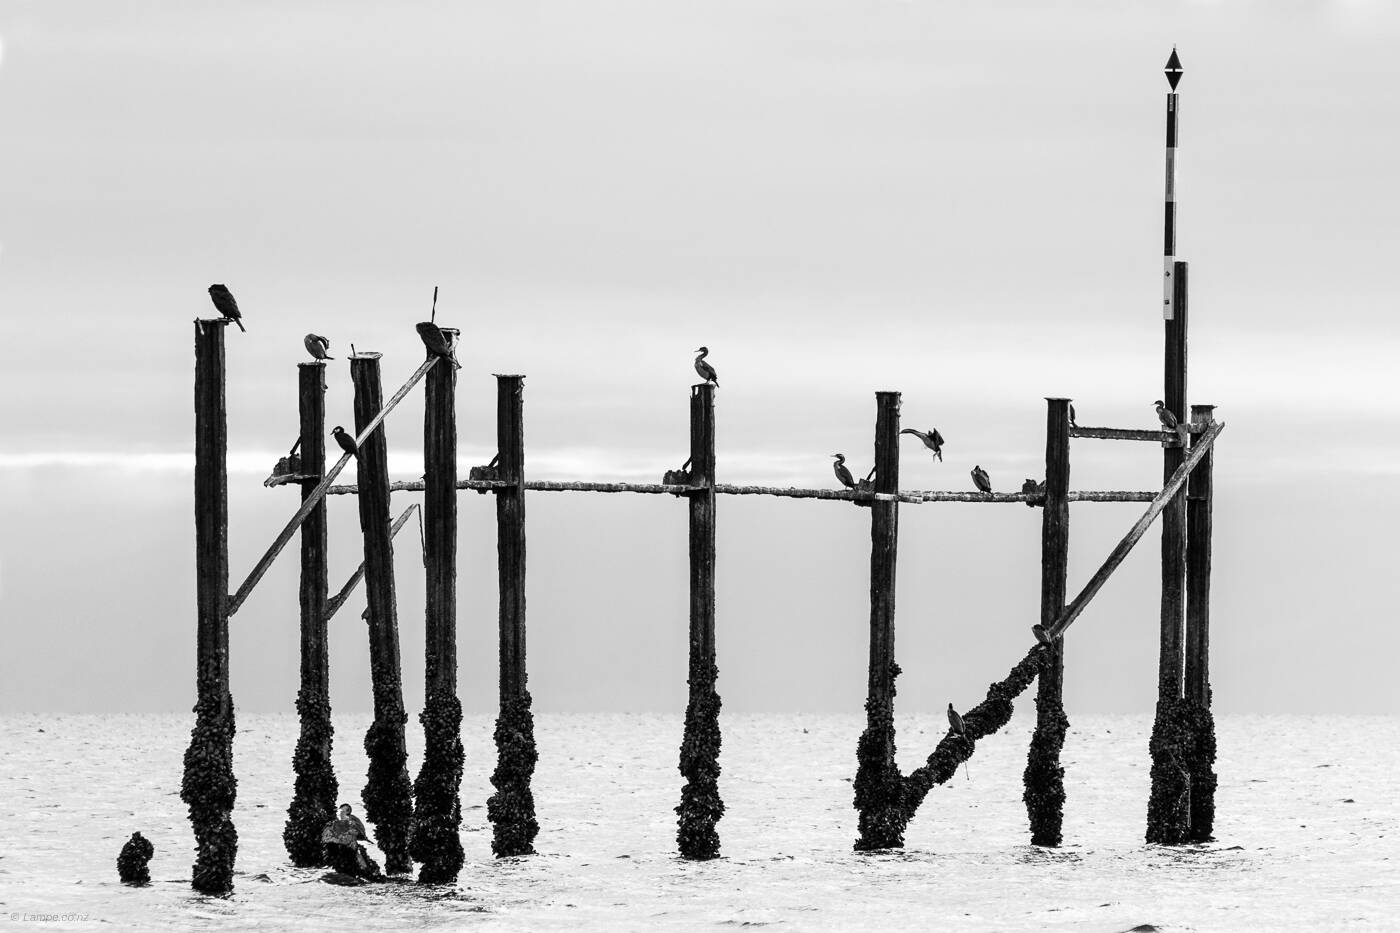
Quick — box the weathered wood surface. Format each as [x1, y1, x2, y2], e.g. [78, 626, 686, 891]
[1183, 404, 1218, 843]
[423, 351, 459, 699]
[182, 319, 237, 894]
[350, 353, 415, 875]
[323, 478, 1157, 504]
[1025, 398, 1070, 847]
[1158, 260, 1190, 703]
[853, 391, 903, 850]
[228, 354, 440, 616]
[284, 361, 338, 867]
[1184, 404, 1215, 706]
[1070, 425, 1201, 442]
[487, 375, 539, 857]
[1147, 260, 1192, 845]
[1042, 420, 1224, 642]
[324, 505, 420, 621]
[677, 383, 723, 860]
[412, 341, 465, 884]
[296, 362, 330, 696]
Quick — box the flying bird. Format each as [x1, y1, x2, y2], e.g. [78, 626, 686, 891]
[693, 347, 719, 386]
[831, 453, 856, 489]
[416, 322, 461, 369]
[207, 284, 246, 332]
[332, 426, 358, 459]
[1153, 399, 1187, 445]
[971, 465, 992, 495]
[304, 334, 333, 361]
[900, 427, 944, 462]
[947, 703, 967, 737]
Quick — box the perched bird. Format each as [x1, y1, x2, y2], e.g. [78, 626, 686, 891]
[693, 346, 719, 387]
[1068, 403, 1077, 427]
[900, 427, 945, 462]
[831, 453, 857, 489]
[416, 322, 462, 369]
[207, 284, 246, 332]
[971, 465, 992, 494]
[1031, 623, 1053, 645]
[332, 426, 358, 459]
[947, 703, 967, 737]
[304, 334, 333, 361]
[1153, 399, 1187, 445]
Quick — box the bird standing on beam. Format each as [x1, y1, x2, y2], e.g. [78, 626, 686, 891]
[1068, 403, 1077, 428]
[207, 284, 246, 332]
[331, 426, 359, 459]
[1154, 399, 1187, 446]
[416, 322, 461, 370]
[971, 465, 992, 495]
[900, 427, 944, 462]
[304, 334, 333, 360]
[831, 453, 856, 489]
[693, 346, 719, 386]
[947, 703, 967, 737]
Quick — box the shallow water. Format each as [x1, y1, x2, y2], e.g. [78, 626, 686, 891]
[2, 712, 1395, 931]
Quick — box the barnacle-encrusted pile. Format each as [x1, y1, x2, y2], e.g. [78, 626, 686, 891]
[363, 709, 415, 874]
[116, 831, 154, 885]
[1023, 689, 1069, 847]
[411, 692, 465, 883]
[675, 659, 724, 860]
[1146, 694, 1217, 844]
[854, 647, 1049, 851]
[487, 691, 539, 857]
[181, 697, 238, 894]
[283, 688, 338, 867]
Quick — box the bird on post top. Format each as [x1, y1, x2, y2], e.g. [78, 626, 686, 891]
[693, 346, 719, 386]
[416, 322, 461, 369]
[207, 284, 246, 332]
[304, 334, 333, 360]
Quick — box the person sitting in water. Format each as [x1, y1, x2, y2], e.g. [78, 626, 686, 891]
[320, 803, 383, 880]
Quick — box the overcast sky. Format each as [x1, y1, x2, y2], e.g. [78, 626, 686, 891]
[1, 2, 1397, 715]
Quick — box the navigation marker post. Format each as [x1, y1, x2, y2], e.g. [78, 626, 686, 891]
[1163, 47, 1182, 319]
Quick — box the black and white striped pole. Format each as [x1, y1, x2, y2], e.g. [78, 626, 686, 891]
[1163, 47, 1183, 319]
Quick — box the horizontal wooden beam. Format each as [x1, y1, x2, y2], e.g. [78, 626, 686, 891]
[315, 478, 1157, 504]
[324, 503, 420, 622]
[1041, 420, 1224, 642]
[1070, 424, 1204, 442]
[227, 355, 440, 617]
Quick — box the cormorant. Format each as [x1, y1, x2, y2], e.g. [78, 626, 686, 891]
[1154, 399, 1187, 445]
[332, 426, 358, 459]
[971, 464, 992, 494]
[947, 703, 967, 737]
[208, 284, 246, 332]
[900, 427, 944, 462]
[831, 453, 856, 489]
[693, 346, 719, 386]
[304, 334, 333, 360]
[416, 322, 461, 369]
